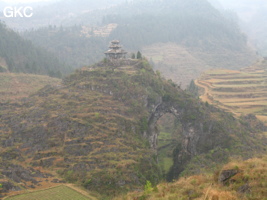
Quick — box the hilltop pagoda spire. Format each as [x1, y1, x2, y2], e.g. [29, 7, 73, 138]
[104, 40, 127, 59]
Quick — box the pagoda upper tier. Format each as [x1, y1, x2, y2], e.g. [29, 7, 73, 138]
[105, 40, 127, 59]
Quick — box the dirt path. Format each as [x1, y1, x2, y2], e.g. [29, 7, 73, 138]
[195, 79, 217, 104]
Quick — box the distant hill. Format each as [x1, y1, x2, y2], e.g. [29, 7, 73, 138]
[245, 7, 267, 56]
[106, 0, 257, 86]
[195, 59, 267, 125]
[0, 59, 265, 198]
[23, 25, 107, 69]
[214, 0, 267, 57]
[0, 22, 72, 77]
[22, 0, 257, 86]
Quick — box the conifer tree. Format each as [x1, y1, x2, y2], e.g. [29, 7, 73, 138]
[137, 51, 142, 59]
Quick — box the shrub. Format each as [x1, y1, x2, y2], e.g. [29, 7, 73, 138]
[144, 180, 153, 194]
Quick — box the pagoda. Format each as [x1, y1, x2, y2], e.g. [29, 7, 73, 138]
[105, 40, 127, 59]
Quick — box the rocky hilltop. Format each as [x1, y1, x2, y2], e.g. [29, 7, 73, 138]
[0, 59, 266, 198]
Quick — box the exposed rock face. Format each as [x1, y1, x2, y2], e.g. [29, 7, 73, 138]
[0, 163, 54, 194]
[146, 99, 208, 180]
[144, 93, 231, 180]
[145, 84, 266, 181]
[218, 169, 239, 184]
[238, 183, 250, 194]
[0, 182, 21, 193]
[147, 100, 200, 153]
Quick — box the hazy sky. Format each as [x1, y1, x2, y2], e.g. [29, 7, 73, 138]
[1, 0, 53, 3]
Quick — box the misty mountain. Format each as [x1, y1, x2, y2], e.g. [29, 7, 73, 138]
[105, 0, 245, 50]
[0, 22, 71, 77]
[214, 0, 267, 56]
[22, 0, 257, 86]
[245, 7, 267, 56]
[107, 0, 256, 85]
[23, 25, 107, 68]
[216, 0, 267, 18]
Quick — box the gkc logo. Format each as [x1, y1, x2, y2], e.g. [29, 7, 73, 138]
[3, 7, 33, 18]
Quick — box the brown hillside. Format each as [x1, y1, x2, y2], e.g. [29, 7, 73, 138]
[114, 155, 267, 200]
[0, 59, 266, 199]
[143, 43, 257, 87]
[0, 73, 61, 103]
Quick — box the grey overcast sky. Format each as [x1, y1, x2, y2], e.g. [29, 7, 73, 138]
[1, 0, 54, 3]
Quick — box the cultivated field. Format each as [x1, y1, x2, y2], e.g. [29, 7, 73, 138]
[196, 59, 267, 124]
[5, 185, 93, 200]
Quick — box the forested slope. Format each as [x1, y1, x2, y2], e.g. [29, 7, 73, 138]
[0, 22, 72, 77]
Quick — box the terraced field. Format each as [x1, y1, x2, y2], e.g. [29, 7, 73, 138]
[196, 59, 267, 124]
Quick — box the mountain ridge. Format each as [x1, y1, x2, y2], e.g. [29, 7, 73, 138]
[22, 0, 258, 86]
[0, 59, 265, 199]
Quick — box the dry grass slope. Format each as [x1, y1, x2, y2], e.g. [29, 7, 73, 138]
[1, 60, 266, 199]
[0, 73, 61, 103]
[142, 42, 257, 87]
[0, 60, 163, 198]
[114, 156, 267, 200]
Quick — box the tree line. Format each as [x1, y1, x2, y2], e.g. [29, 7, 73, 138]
[0, 22, 72, 78]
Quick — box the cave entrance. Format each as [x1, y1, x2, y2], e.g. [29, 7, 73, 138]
[156, 113, 182, 177]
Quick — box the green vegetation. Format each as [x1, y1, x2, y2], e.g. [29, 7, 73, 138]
[187, 80, 199, 97]
[0, 22, 71, 77]
[5, 185, 91, 200]
[137, 51, 142, 59]
[157, 131, 175, 175]
[23, 25, 107, 68]
[144, 181, 153, 195]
